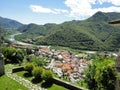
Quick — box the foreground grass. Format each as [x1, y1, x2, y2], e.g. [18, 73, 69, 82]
[16, 71, 68, 90]
[48, 84, 67, 90]
[0, 75, 27, 90]
[5, 64, 19, 72]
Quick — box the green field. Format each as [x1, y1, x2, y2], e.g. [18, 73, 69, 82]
[0, 75, 27, 90]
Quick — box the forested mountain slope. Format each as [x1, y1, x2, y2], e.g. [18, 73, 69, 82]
[17, 11, 120, 51]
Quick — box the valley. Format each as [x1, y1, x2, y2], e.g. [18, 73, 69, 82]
[15, 11, 120, 51]
[0, 11, 120, 90]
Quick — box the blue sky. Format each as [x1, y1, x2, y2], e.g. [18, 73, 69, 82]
[0, 0, 120, 25]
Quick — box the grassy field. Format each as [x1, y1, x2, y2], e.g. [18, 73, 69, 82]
[5, 64, 19, 72]
[0, 75, 28, 90]
[16, 71, 68, 90]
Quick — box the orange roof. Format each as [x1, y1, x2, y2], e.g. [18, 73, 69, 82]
[60, 51, 70, 59]
[67, 70, 72, 75]
[62, 63, 71, 71]
[40, 47, 50, 52]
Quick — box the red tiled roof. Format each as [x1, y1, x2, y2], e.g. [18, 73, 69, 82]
[67, 70, 72, 75]
[62, 63, 71, 71]
[40, 47, 50, 53]
[54, 61, 62, 68]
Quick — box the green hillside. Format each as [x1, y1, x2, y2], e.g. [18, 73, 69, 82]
[0, 16, 23, 29]
[16, 11, 120, 51]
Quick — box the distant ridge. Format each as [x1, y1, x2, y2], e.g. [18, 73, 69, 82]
[0, 16, 23, 29]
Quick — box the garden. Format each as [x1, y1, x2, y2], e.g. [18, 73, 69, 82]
[1, 46, 68, 90]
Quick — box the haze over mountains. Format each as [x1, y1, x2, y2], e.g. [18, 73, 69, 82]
[1, 11, 120, 51]
[0, 16, 23, 29]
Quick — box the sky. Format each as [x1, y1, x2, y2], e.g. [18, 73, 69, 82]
[0, 0, 120, 25]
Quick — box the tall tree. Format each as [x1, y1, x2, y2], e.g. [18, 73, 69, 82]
[84, 57, 117, 90]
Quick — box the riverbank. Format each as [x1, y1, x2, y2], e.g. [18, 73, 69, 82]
[9, 33, 33, 46]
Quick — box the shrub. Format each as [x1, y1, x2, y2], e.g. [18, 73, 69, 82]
[42, 70, 53, 81]
[24, 63, 34, 74]
[32, 67, 43, 78]
[26, 56, 47, 67]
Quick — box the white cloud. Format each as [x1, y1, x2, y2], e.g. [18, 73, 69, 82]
[30, 5, 68, 14]
[30, 0, 120, 20]
[30, 5, 56, 14]
[98, 0, 120, 6]
[64, 0, 120, 20]
[94, 6, 120, 12]
[65, 0, 95, 19]
[54, 9, 69, 14]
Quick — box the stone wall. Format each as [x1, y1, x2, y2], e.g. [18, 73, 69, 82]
[0, 56, 5, 76]
[12, 66, 24, 73]
[52, 77, 86, 90]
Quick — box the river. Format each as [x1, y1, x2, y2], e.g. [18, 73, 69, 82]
[9, 33, 96, 53]
[9, 33, 37, 46]
[9, 33, 50, 48]
[9, 34, 118, 56]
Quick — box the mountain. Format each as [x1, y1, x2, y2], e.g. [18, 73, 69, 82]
[87, 11, 120, 22]
[0, 16, 23, 29]
[16, 11, 120, 51]
[17, 23, 62, 37]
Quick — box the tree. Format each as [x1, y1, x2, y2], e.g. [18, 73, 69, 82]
[2, 46, 16, 63]
[84, 65, 97, 90]
[84, 57, 117, 90]
[26, 55, 47, 67]
[24, 63, 34, 74]
[42, 70, 53, 81]
[15, 50, 24, 62]
[2, 46, 24, 63]
[32, 67, 43, 79]
[26, 48, 33, 55]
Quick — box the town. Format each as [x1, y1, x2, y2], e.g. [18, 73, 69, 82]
[35, 46, 90, 83]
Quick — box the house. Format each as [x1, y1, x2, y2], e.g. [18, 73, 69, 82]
[54, 61, 62, 68]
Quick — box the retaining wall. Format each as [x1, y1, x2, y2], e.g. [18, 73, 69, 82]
[52, 77, 86, 90]
[12, 66, 24, 73]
